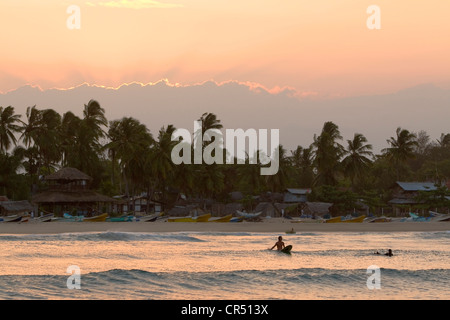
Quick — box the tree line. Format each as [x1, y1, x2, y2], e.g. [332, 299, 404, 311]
[1, 101, 450, 213]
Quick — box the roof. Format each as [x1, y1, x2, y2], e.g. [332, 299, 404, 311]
[285, 188, 311, 195]
[45, 167, 93, 181]
[302, 202, 333, 215]
[32, 190, 115, 204]
[0, 200, 34, 213]
[396, 181, 437, 191]
[388, 198, 423, 205]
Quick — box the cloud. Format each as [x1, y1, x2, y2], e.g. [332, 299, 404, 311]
[86, 0, 183, 9]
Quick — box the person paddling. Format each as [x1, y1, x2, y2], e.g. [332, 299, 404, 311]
[270, 236, 286, 251]
[375, 249, 393, 256]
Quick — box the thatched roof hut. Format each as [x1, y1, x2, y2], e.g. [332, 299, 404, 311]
[0, 200, 34, 216]
[299, 202, 333, 216]
[32, 190, 115, 204]
[45, 167, 93, 182]
[32, 167, 115, 215]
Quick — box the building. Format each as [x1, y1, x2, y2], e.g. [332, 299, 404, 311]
[0, 200, 34, 217]
[389, 181, 438, 215]
[283, 188, 311, 203]
[32, 167, 115, 216]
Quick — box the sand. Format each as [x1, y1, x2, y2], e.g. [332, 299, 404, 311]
[0, 218, 449, 234]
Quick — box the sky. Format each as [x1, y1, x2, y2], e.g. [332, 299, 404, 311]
[1, 0, 450, 97]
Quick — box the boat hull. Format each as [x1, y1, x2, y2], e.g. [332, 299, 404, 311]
[236, 210, 262, 219]
[83, 213, 108, 222]
[324, 216, 342, 223]
[208, 214, 233, 222]
[2, 215, 23, 222]
[342, 215, 366, 223]
[168, 213, 211, 222]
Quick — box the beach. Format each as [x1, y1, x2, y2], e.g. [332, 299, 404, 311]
[1, 218, 449, 234]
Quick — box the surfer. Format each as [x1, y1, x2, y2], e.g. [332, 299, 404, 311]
[375, 249, 393, 256]
[270, 236, 286, 251]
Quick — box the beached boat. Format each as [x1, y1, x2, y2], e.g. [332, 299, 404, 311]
[429, 211, 450, 222]
[137, 212, 165, 222]
[291, 218, 324, 223]
[83, 213, 108, 222]
[107, 215, 134, 222]
[230, 216, 244, 222]
[342, 215, 366, 223]
[368, 216, 392, 223]
[35, 213, 55, 222]
[208, 214, 233, 222]
[236, 210, 262, 219]
[2, 215, 23, 222]
[409, 212, 430, 222]
[324, 216, 342, 223]
[168, 213, 211, 222]
[63, 213, 84, 222]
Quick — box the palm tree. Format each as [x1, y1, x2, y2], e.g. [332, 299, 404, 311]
[342, 133, 373, 189]
[82, 99, 108, 142]
[0, 106, 22, 153]
[382, 127, 418, 180]
[0, 146, 25, 197]
[312, 121, 345, 186]
[145, 125, 179, 210]
[194, 113, 225, 199]
[60, 111, 82, 167]
[106, 117, 153, 202]
[436, 133, 450, 148]
[289, 145, 315, 187]
[33, 109, 62, 171]
[265, 145, 291, 192]
[20, 105, 41, 148]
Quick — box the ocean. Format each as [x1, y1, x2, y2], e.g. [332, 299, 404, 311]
[0, 230, 449, 300]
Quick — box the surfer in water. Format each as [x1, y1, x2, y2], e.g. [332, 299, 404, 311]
[270, 236, 286, 251]
[375, 249, 393, 256]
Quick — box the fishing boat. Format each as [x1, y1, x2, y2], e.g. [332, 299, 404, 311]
[83, 213, 108, 222]
[137, 212, 164, 222]
[63, 213, 84, 222]
[35, 213, 55, 222]
[208, 214, 233, 222]
[429, 211, 450, 222]
[368, 216, 392, 223]
[408, 212, 430, 222]
[230, 216, 244, 222]
[2, 215, 23, 222]
[324, 216, 342, 223]
[168, 213, 211, 222]
[236, 210, 262, 219]
[107, 215, 134, 222]
[342, 215, 366, 223]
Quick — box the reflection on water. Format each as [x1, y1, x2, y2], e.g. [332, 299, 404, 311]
[0, 231, 449, 299]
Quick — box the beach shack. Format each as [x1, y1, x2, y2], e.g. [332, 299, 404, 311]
[283, 188, 311, 203]
[388, 181, 437, 215]
[32, 167, 115, 216]
[0, 200, 34, 217]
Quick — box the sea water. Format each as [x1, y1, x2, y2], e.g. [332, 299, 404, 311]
[0, 231, 449, 300]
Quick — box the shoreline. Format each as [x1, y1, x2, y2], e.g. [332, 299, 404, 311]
[0, 219, 448, 234]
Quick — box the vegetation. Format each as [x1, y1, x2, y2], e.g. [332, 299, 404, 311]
[1, 101, 450, 214]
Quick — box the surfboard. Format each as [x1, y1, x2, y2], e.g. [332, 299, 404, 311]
[281, 245, 292, 254]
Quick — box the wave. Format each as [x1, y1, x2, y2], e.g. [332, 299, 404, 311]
[0, 231, 206, 243]
[1, 267, 448, 299]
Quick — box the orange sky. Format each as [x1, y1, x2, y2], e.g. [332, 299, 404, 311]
[1, 0, 449, 97]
